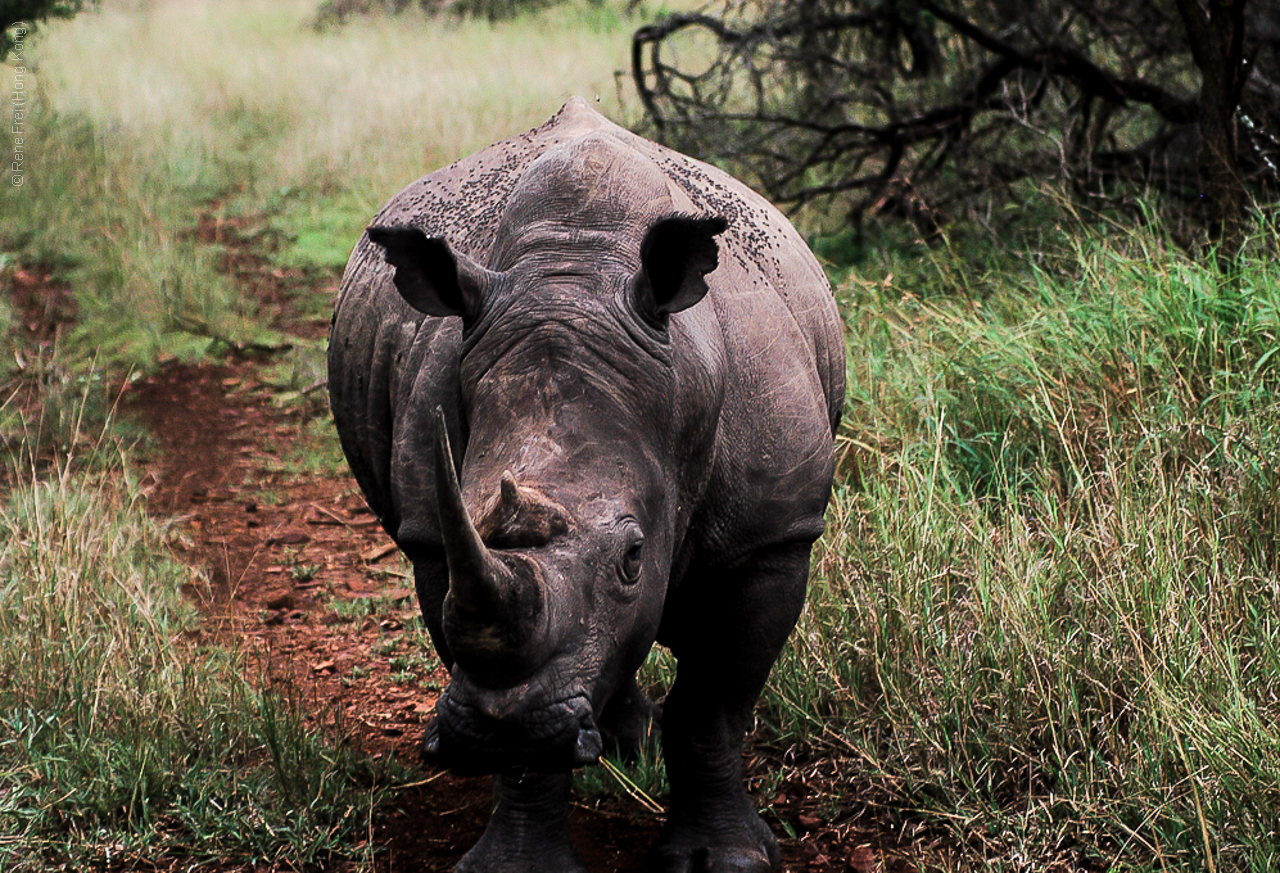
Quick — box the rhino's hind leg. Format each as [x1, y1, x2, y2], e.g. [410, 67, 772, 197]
[649, 542, 813, 873]
[455, 771, 587, 873]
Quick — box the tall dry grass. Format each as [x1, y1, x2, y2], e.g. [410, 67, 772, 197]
[0, 397, 394, 867]
[34, 0, 639, 206]
[759, 223, 1280, 871]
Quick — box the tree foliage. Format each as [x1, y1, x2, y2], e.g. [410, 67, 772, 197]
[632, 0, 1280, 243]
[1, 1, 96, 61]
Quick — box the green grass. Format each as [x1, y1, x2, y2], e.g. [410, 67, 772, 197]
[0, 357, 145, 464]
[0, 119, 277, 368]
[0, 435, 399, 868]
[328, 592, 412, 623]
[18, 0, 642, 270]
[574, 745, 669, 816]
[754, 220, 1280, 870]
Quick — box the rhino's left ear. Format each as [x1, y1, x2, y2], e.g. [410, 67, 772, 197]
[366, 225, 494, 323]
[633, 214, 728, 326]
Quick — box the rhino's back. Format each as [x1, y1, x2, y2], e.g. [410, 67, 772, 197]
[329, 98, 844, 549]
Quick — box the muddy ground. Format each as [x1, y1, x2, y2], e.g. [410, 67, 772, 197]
[7, 225, 917, 872]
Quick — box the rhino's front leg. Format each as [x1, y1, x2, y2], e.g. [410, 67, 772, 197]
[649, 542, 813, 873]
[456, 771, 587, 873]
[652, 686, 781, 873]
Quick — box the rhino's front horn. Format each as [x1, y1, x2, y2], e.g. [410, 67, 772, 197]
[432, 408, 518, 618]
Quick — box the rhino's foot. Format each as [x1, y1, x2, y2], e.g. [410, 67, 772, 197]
[454, 828, 588, 873]
[454, 771, 587, 873]
[647, 813, 780, 873]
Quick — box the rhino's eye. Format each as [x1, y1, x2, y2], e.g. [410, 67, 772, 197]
[619, 534, 644, 585]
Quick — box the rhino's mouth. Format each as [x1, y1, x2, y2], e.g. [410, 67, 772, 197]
[421, 685, 602, 775]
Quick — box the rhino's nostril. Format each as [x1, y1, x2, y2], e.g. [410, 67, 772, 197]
[480, 701, 509, 721]
[474, 689, 527, 722]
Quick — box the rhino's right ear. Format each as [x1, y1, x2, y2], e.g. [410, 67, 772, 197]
[366, 225, 493, 323]
[633, 214, 728, 328]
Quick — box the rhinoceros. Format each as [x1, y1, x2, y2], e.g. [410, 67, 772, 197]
[327, 97, 845, 873]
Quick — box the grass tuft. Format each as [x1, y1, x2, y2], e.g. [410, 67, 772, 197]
[0, 412, 396, 867]
[764, 220, 1280, 869]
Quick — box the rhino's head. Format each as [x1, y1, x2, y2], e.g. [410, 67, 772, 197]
[366, 196, 725, 774]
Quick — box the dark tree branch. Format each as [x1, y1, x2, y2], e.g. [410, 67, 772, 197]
[1176, 0, 1251, 256]
[918, 0, 1198, 123]
[631, 0, 1279, 242]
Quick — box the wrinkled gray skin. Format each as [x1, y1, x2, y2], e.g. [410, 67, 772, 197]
[328, 98, 844, 873]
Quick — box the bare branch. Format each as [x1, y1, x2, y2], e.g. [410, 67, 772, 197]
[631, 0, 1279, 238]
